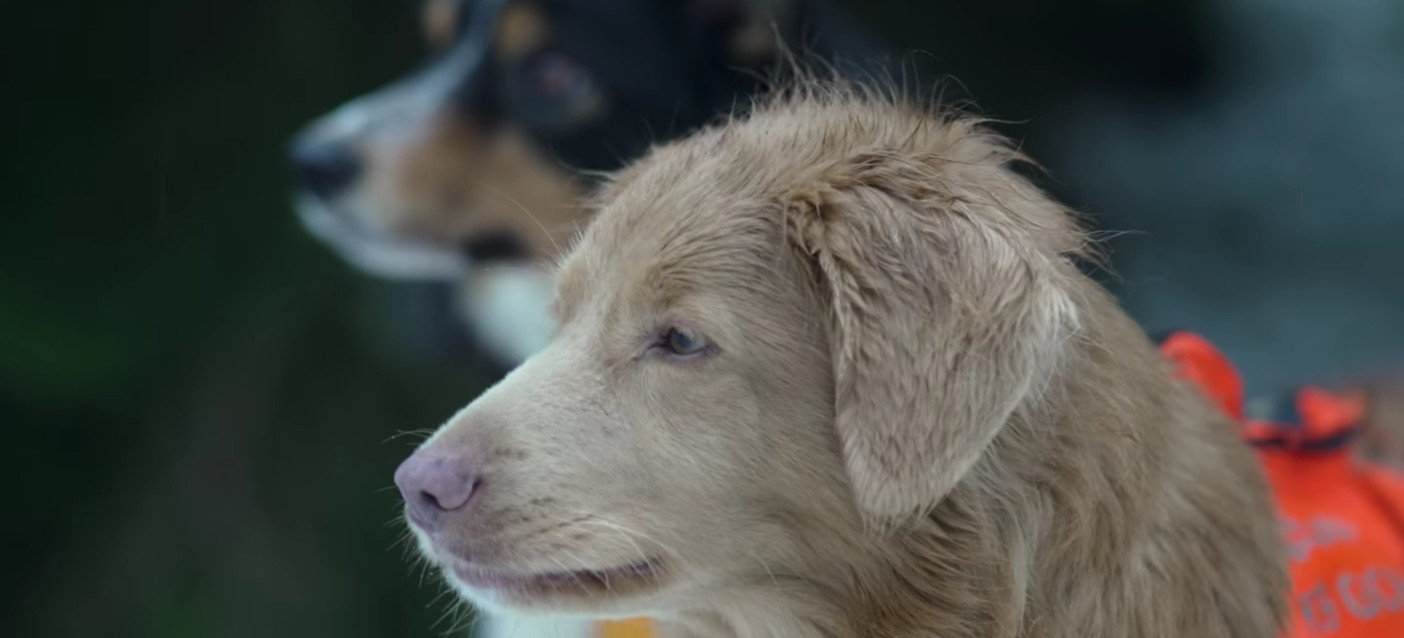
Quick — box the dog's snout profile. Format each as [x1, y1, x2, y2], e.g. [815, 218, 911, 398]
[290, 139, 361, 200]
[394, 452, 480, 528]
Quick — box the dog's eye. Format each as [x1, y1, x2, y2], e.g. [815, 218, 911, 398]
[663, 327, 707, 357]
[519, 51, 592, 102]
[505, 50, 601, 131]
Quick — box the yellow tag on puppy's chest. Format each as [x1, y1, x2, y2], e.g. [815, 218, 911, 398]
[595, 618, 656, 638]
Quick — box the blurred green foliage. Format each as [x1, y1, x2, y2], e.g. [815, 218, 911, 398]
[2, 2, 498, 636]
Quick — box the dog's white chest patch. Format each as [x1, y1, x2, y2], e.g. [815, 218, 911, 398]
[457, 266, 558, 367]
[477, 614, 594, 638]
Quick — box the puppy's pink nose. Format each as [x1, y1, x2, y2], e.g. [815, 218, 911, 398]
[394, 453, 480, 529]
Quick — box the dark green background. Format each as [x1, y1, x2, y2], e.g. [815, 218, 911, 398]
[4, 1, 1400, 637]
[4, 2, 487, 636]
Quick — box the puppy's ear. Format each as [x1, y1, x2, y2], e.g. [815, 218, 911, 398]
[785, 147, 1080, 527]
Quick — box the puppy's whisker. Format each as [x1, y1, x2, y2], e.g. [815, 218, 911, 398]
[545, 552, 591, 592]
[387, 528, 415, 553]
[417, 554, 438, 589]
[442, 598, 477, 637]
[576, 517, 678, 565]
[428, 588, 462, 631]
[383, 428, 436, 444]
[463, 178, 563, 257]
[576, 519, 654, 566]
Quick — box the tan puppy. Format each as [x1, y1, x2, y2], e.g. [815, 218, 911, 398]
[395, 82, 1289, 637]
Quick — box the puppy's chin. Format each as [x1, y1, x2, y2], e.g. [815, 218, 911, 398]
[407, 522, 675, 617]
[442, 558, 672, 617]
[295, 194, 468, 281]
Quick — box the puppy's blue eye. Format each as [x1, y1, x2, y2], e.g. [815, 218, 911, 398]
[664, 327, 706, 356]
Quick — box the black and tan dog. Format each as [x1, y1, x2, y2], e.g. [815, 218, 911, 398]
[290, 0, 887, 365]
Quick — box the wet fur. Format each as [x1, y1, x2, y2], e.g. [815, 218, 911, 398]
[409, 82, 1289, 637]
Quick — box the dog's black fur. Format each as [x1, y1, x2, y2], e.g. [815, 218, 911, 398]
[288, 0, 890, 368]
[291, 0, 887, 263]
[447, 0, 883, 180]
[288, 0, 1219, 371]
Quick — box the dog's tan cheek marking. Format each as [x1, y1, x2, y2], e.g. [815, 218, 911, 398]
[372, 115, 585, 252]
[421, 0, 461, 50]
[494, 2, 550, 59]
[379, 111, 483, 235]
[472, 129, 589, 258]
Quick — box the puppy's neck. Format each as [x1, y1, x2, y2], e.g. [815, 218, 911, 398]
[668, 587, 852, 638]
[661, 487, 1030, 637]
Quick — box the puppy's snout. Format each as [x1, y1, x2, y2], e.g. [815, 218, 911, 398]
[290, 139, 361, 200]
[394, 452, 482, 529]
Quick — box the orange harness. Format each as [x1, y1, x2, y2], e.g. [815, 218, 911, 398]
[1160, 331, 1404, 637]
[595, 618, 655, 637]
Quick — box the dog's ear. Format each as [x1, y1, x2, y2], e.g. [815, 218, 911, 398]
[679, 0, 800, 65]
[785, 147, 1080, 527]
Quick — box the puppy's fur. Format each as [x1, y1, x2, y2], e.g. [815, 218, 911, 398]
[405, 83, 1288, 637]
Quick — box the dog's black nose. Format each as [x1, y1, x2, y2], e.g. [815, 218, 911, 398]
[290, 140, 361, 200]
